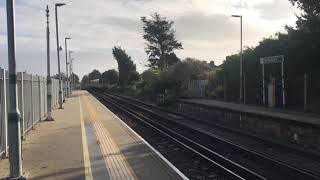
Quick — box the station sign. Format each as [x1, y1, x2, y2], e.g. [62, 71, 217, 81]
[260, 55, 284, 64]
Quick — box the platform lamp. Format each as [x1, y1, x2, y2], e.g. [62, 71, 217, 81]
[69, 51, 75, 93]
[231, 14, 243, 103]
[65, 37, 71, 97]
[55, 2, 66, 109]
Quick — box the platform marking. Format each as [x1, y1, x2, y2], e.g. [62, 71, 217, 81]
[89, 93, 189, 180]
[79, 97, 94, 180]
[83, 95, 137, 180]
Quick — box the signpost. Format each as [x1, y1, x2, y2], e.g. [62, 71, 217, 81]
[260, 55, 285, 108]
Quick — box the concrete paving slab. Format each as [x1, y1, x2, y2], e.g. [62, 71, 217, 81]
[1, 91, 188, 180]
[179, 98, 320, 126]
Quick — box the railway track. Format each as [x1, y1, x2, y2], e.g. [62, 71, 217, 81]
[90, 89, 320, 180]
[109, 92, 320, 170]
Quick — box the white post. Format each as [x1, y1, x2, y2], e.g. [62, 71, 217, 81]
[38, 76, 42, 121]
[240, 16, 243, 103]
[3, 69, 8, 157]
[304, 73, 307, 112]
[69, 52, 72, 93]
[20, 72, 25, 138]
[244, 74, 246, 104]
[262, 63, 265, 106]
[281, 61, 285, 108]
[31, 75, 34, 129]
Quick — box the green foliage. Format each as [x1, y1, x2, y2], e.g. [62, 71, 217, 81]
[128, 71, 140, 82]
[88, 69, 101, 81]
[70, 73, 80, 83]
[289, 0, 320, 33]
[53, 72, 67, 80]
[81, 75, 89, 87]
[215, 25, 320, 110]
[100, 69, 118, 85]
[112, 46, 139, 85]
[141, 12, 183, 69]
[139, 58, 218, 101]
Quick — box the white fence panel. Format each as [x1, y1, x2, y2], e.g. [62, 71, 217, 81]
[0, 67, 60, 157]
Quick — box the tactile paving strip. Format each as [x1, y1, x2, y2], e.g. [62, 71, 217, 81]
[83, 95, 137, 180]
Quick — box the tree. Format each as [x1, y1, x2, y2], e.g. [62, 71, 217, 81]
[53, 73, 67, 80]
[128, 71, 140, 82]
[88, 69, 101, 81]
[100, 69, 118, 84]
[112, 46, 138, 85]
[289, 0, 320, 32]
[165, 53, 181, 67]
[70, 73, 80, 83]
[81, 75, 89, 87]
[141, 12, 183, 69]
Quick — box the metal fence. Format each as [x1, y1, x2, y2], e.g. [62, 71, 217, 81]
[0, 68, 60, 157]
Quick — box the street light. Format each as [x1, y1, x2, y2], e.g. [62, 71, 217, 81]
[231, 14, 243, 103]
[65, 37, 71, 97]
[69, 51, 74, 92]
[55, 2, 66, 109]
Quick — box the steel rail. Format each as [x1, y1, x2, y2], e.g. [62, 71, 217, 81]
[108, 92, 320, 179]
[93, 90, 320, 180]
[91, 90, 267, 180]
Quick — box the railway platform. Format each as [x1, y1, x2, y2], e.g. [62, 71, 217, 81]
[0, 91, 187, 180]
[178, 98, 320, 126]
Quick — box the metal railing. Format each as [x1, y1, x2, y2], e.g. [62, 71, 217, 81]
[0, 68, 61, 157]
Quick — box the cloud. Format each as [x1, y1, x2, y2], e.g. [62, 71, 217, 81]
[255, 0, 295, 20]
[0, 0, 298, 79]
[173, 12, 273, 61]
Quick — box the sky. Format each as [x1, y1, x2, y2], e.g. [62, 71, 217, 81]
[0, 0, 299, 78]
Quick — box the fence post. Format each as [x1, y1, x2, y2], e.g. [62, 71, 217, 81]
[20, 72, 25, 139]
[224, 75, 227, 101]
[244, 74, 246, 105]
[3, 69, 8, 157]
[31, 75, 34, 129]
[304, 73, 308, 112]
[38, 76, 41, 121]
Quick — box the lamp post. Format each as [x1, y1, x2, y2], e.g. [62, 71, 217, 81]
[45, 5, 54, 121]
[55, 3, 66, 109]
[65, 37, 71, 97]
[69, 51, 74, 92]
[231, 15, 243, 103]
[6, 0, 26, 179]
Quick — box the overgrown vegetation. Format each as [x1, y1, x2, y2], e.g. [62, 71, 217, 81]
[82, 0, 320, 111]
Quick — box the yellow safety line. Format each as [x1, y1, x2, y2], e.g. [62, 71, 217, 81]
[84, 95, 137, 180]
[79, 97, 94, 180]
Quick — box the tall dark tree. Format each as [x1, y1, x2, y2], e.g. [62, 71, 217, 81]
[289, 0, 320, 32]
[100, 69, 119, 84]
[141, 13, 183, 69]
[70, 73, 80, 83]
[112, 46, 138, 85]
[53, 73, 67, 80]
[81, 75, 89, 86]
[88, 69, 101, 81]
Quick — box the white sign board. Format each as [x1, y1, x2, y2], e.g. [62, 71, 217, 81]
[260, 55, 284, 64]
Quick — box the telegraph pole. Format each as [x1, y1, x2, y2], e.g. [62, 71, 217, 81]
[45, 5, 53, 121]
[6, 0, 26, 179]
